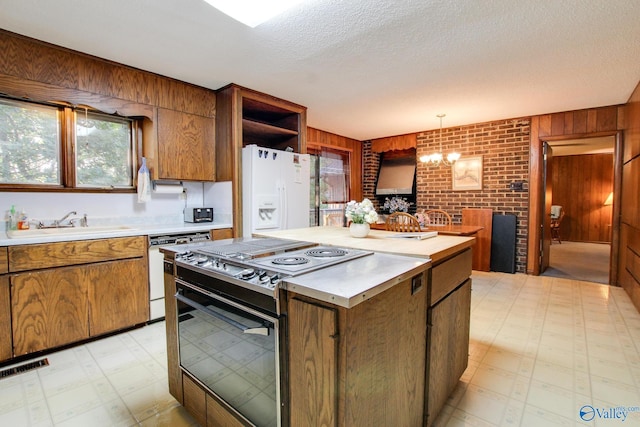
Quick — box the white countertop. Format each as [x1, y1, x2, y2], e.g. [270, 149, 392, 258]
[282, 251, 430, 308]
[0, 220, 233, 246]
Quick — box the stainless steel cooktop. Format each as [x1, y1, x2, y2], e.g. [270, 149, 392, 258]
[174, 237, 373, 294]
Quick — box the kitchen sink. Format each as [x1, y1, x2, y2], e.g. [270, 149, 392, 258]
[6, 225, 136, 239]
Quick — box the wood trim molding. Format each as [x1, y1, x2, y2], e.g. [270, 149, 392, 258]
[0, 74, 154, 119]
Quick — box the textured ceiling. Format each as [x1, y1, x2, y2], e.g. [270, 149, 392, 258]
[1, 0, 640, 140]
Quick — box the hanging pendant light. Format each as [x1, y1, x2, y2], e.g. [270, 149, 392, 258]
[419, 114, 460, 166]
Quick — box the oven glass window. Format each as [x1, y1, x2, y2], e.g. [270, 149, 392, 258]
[177, 284, 278, 427]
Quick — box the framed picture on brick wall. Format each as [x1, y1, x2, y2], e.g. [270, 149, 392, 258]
[452, 156, 482, 191]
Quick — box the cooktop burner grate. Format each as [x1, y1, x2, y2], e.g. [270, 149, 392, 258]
[271, 256, 310, 266]
[305, 248, 348, 258]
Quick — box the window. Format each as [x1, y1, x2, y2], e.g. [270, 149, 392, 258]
[0, 97, 136, 190]
[0, 98, 61, 185]
[309, 146, 351, 226]
[75, 111, 133, 188]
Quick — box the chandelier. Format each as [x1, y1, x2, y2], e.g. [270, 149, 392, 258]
[419, 114, 461, 166]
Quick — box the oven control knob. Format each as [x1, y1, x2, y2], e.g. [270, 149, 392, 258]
[239, 268, 256, 280]
[258, 270, 269, 282]
[270, 274, 280, 284]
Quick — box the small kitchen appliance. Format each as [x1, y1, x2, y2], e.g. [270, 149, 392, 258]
[183, 206, 213, 223]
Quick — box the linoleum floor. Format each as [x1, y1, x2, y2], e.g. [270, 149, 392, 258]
[1, 271, 639, 426]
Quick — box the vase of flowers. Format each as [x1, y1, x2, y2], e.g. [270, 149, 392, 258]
[383, 196, 411, 214]
[345, 198, 378, 238]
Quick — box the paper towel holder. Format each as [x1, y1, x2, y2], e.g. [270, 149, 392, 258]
[152, 180, 184, 194]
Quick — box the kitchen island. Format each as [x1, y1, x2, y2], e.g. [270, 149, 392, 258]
[257, 226, 475, 427]
[161, 228, 474, 426]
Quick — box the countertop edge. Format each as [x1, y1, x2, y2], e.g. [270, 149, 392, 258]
[0, 222, 233, 246]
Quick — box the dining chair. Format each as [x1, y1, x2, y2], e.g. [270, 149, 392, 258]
[550, 205, 564, 244]
[385, 212, 422, 232]
[324, 212, 344, 227]
[423, 209, 452, 227]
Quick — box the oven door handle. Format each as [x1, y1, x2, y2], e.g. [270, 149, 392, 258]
[175, 292, 270, 336]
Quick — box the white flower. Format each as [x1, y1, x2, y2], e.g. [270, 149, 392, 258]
[383, 196, 411, 213]
[345, 198, 379, 224]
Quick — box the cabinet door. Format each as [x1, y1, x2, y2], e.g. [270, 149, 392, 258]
[0, 275, 12, 361]
[11, 267, 89, 356]
[183, 374, 207, 427]
[88, 258, 149, 336]
[426, 279, 471, 427]
[288, 297, 338, 427]
[157, 108, 215, 181]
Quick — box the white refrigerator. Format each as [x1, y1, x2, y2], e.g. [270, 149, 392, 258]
[242, 145, 311, 237]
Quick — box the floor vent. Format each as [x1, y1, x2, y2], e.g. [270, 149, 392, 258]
[0, 358, 49, 380]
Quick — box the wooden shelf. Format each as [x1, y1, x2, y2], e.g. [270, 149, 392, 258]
[242, 118, 299, 140]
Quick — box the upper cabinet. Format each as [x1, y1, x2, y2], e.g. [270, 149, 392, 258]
[0, 30, 218, 184]
[155, 108, 215, 181]
[215, 84, 307, 234]
[216, 84, 307, 181]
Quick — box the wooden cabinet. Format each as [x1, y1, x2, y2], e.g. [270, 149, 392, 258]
[215, 84, 307, 235]
[425, 250, 472, 427]
[163, 250, 182, 404]
[8, 236, 148, 358]
[211, 228, 233, 241]
[0, 275, 9, 361]
[155, 108, 215, 181]
[183, 374, 207, 427]
[88, 258, 148, 336]
[286, 271, 428, 426]
[183, 373, 247, 427]
[11, 266, 89, 356]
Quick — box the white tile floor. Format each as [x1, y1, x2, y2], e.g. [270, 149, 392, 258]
[0, 321, 198, 427]
[1, 272, 640, 426]
[433, 271, 640, 427]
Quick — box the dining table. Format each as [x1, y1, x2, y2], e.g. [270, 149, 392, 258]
[370, 222, 483, 236]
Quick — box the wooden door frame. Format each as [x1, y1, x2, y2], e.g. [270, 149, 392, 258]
[527, 125, 622, 284]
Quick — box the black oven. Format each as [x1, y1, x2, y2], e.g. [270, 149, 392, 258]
[175, 277, 282, 427]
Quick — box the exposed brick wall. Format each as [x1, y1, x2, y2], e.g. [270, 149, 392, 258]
[362, 140, 380, 206]
[364, 118, 531, 273]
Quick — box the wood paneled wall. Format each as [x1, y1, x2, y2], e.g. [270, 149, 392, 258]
[527, 105, 621, 275]
[551, 154, 613, 243]
[619, 81, 640, 310]
[307, 127, 363, 202]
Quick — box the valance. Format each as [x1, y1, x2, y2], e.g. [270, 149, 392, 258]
[370, 133, 417, 152]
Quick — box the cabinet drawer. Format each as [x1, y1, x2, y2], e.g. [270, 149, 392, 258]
[430, 249, 471, 306]
[211, 228, 233, 240]
[0, 247, 7, 274]
[9, 236, 146, 272]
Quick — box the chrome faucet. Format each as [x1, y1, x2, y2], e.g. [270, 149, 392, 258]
[54, 211, 77, 227]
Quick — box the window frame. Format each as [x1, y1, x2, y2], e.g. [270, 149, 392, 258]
[0, 97, 139, 193]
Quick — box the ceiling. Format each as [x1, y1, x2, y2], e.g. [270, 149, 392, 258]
[2, 0, 640, 141]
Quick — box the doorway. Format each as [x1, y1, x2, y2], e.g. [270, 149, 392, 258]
[541, 136, 615, 284]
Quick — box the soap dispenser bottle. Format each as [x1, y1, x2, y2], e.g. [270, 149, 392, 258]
[8, 205, 17, 231]
[17, 210, 30, 230]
